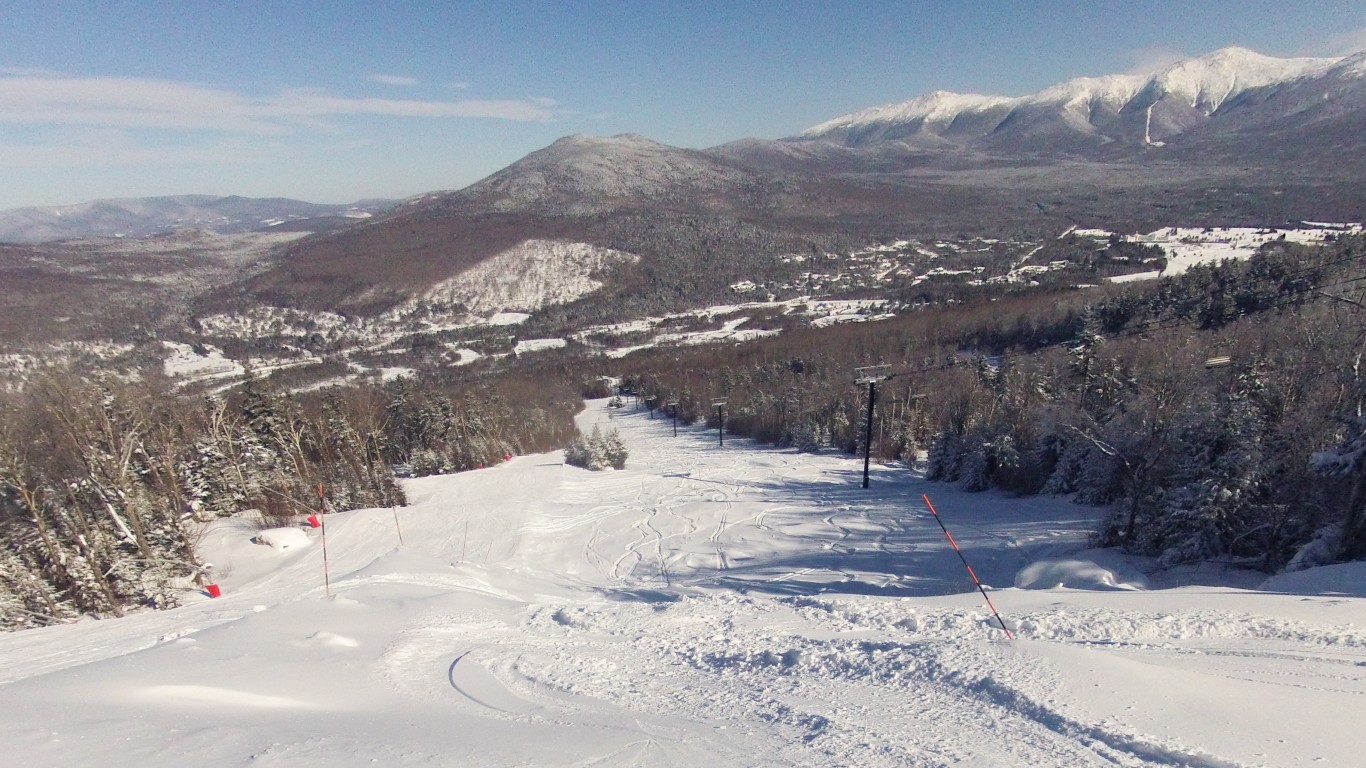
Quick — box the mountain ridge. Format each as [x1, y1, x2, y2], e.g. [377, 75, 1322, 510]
[238, 46, 1366, 316]
[0, 194, 395, 244]
[793, 47, 1352, 153]
[10, 45, 1366, 331]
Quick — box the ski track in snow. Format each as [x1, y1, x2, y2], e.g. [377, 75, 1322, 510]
[0, 399, 1362, 766]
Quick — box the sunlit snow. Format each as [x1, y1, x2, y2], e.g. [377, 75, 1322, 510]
[1102, 224, 1362, 283]
[416, 239, 639, 315]
[0, 400, 1361, 766]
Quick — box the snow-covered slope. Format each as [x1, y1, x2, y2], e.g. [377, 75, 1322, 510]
[1141, 46, 1336, 112]
[797, 46, 1346, 150]
[0, 400, 1360, 766]
[406, 239, 639, 315]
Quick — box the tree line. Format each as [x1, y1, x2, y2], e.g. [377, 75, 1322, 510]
[616, 235, 1366, 572]
[0, 369, 579, 630]
[4, 232, 1361, 628]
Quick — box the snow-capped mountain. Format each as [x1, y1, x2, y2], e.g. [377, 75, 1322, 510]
[1133, 45, 1338, 114]
[21, 46, 1363, 328]
[795, 47, 1349, 152]
[242, 43, 1366, 317]
[1199, 50, 1366, 142]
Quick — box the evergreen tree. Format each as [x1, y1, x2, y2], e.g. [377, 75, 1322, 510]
[602, 428, 628, 470]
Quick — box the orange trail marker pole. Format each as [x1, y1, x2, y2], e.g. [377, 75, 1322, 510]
[318, 484, 332, 598]
[922, 493, 1013, 639]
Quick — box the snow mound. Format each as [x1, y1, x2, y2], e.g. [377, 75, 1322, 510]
[1015, 554, 1148, 591]
[140, 684, 312, 709]
[299, 630, 360, 649]
[1260, 561, 1366, 597]
[253, 527, 311, 551]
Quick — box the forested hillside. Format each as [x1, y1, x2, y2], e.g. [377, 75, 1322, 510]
[616, 235, 1366, 571]
[4, 234, 1363, 629]
[0, 371, 579, 629]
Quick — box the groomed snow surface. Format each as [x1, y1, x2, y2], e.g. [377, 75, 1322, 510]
[1, 400, 1362, 767]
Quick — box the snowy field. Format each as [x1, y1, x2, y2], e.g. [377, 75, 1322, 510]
[1, 400, 1362, 767]
[1105, 224, 1362, 284]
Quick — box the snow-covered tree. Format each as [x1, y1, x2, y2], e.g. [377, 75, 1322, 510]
[565, 426, 627, 471]
[1311, 416, 1366, 560]
[601, 428, 628, 470]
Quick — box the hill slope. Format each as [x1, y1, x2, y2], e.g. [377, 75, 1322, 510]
[230, 48, 1366, 319]
[236, 133, 984, 315]
[0, 400, 1361, 766]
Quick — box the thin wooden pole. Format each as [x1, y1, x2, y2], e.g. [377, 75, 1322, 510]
[318, 484, 332, 598]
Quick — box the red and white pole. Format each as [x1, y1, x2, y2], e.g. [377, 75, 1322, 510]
[922, 493, 1013, 639]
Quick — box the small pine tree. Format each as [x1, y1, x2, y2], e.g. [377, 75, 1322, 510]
[602, 429, 628, 470]
[565, 426, 627, 471]
[563, 429, 597, 470]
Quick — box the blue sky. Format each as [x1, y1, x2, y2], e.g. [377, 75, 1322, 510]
[1, 0, 1363, 209]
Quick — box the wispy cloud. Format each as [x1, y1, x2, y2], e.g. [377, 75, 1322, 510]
[1316, 25, 1366, 56]
[0, 74, 557, 134]
[369, 74, 419, 87]
[448, 81, 471, 90]
[1121, 46, 1188, 76]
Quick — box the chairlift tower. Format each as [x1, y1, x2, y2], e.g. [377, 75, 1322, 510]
[854, 365, 893, 489]
[644, 395, 656, 419]
[711, 399, 728, 447]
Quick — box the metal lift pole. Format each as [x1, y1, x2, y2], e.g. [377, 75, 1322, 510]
[862, 380, 876, 489]
[853, 365, 892, 489]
